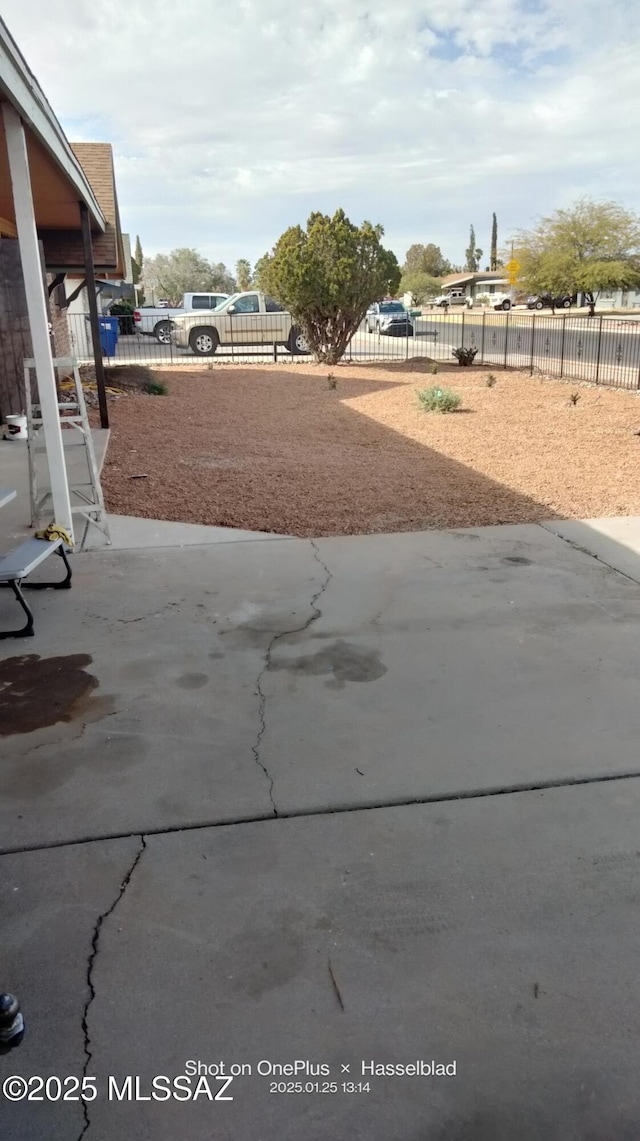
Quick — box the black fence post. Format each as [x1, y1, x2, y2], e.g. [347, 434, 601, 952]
[529, 314, 536, 375]
[503, 310, 510, 370]
[480, 311, 486, 365]
[559, 315, 566, 378]
[461, 308, 465, 348]
[594, 315, 603, 384]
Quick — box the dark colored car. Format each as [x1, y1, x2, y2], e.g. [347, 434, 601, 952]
[526, 294, 573, 310]
[366, 301, 414, 335]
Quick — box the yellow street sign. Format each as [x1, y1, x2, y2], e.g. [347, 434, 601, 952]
[506, 258, 521, 285]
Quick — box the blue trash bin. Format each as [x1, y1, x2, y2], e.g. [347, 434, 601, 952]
[98, 316, 119, 358]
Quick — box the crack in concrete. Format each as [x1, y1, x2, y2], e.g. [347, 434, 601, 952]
[251, 541, 333, 817]
[3, 770, 640, 859]
[538, 522, 640, 586]
[114, 600, 186, 626]
[77, 836, 146, 1141]
[18, 709, 120, 759]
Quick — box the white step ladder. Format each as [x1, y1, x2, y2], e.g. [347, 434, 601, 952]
[24, 356, 111, 545]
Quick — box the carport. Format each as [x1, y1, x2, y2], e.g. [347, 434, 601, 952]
[0, 16, 115, 542]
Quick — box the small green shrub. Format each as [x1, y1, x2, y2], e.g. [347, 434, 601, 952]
[417, 385, 462, 414]
[327, 373, 337, 390]
[144, 379, 168, 396]
[452, 347, 478, 366]
[485, 374, 497, 387]
[430, 363, 439, 374]
[109, 301, 135, 335]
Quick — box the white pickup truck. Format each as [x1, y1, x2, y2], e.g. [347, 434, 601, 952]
[133, 293, 229, 343]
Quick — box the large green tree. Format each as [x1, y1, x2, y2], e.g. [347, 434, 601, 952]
[513, 199, 640, 308]
[490, 214, 498, 271]
[235, 258, 252, 291]
[399, 271, 442, 305]
[251, 255, 271, 290]
[403, 242, 451, 277]
[259, 209, 400, 364]
[143, 249, 235, 303]
[465, 225, 483, 272]
[132, 234, 143, 284]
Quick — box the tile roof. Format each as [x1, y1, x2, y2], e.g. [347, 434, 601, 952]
[40, 142, 124, 274]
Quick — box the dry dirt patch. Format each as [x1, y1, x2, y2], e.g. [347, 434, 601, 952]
[97, 362, 640, 537]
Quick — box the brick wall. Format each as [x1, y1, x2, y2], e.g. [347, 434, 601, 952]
[48, 280, 71, 357]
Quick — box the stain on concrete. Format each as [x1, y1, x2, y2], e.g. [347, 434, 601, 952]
[0, 654, 105, 736]
[0, 731, 144, 800]
[269, 640, 387, 688]
[175, 672, 209, 690]
[208, 651, 225, 660]
[502, 556, 533, 565]
[215, 920, 305, 998]
[119, 658, 161, 681]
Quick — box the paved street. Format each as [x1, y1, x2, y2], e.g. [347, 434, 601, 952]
[2, 517, 640, 1138]
[96, 313, 640, 386]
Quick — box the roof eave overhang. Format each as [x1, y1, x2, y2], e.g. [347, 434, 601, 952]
[0, 17, 106, 231]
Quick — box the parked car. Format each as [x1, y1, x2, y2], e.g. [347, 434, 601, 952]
[134, 292, 229, 343]
[526, 294, 572, 310]
[170, 291, 310, 356]
[365, 301, 414, 335]
[433, 290, 473, 309]
[488, 292, 513, 311]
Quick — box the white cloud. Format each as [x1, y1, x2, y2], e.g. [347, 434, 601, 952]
[1, 0, 638, 270]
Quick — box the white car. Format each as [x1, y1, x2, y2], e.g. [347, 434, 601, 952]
[170, 291, 310, 356]
[365, 301, 414, 335]
[488, 292, 513, 311]
[433, 291, 473, 309]
[134, 293, 229, 342]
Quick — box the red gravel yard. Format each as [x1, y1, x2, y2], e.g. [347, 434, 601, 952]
[99, 362, 640, 537]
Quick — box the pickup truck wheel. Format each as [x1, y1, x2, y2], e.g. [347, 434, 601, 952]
[189, 327, 219, 356]
[562, 298, 571, 308]
[501, 300, 511, 311]
[288, 327, 309, 355]
[154, 320, 174, 344]
[535, 300, 544, 310]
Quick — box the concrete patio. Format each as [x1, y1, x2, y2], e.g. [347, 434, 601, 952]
[1, 506, 640, 1139]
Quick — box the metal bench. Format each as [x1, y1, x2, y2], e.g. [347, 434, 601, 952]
[0, 538, 72, 639]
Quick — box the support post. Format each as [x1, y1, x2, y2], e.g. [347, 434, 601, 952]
[2, 103, 73, 540]
[79, 202, 109, 428]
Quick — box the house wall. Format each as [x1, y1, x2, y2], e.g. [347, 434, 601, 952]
[65, 278, 106, 361]
[589, 289, 640, 309]
[48, 279, 72, 357]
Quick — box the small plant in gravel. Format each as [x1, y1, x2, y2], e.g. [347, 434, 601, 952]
[485, 374, 497, 387]
[452, 347, 478, 366]
[144, 379, 168, 395]
[327, 373, 337, 390]
[430, 363, 439, 374]
[569, 392, 581, 405]
[417, 385, 462, 413]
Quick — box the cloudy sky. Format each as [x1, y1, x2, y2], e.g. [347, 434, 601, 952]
[1, 0, 638, 273]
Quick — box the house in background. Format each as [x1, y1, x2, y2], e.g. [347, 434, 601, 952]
[440, 271, 511, 302]
[0, 14, 126, 534]
[43, 141, 128, 359]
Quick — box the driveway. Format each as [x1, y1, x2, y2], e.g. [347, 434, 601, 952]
[1, 520, 640, 1138]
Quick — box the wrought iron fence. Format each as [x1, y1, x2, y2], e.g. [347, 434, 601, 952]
[67, 309, 640, 391]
